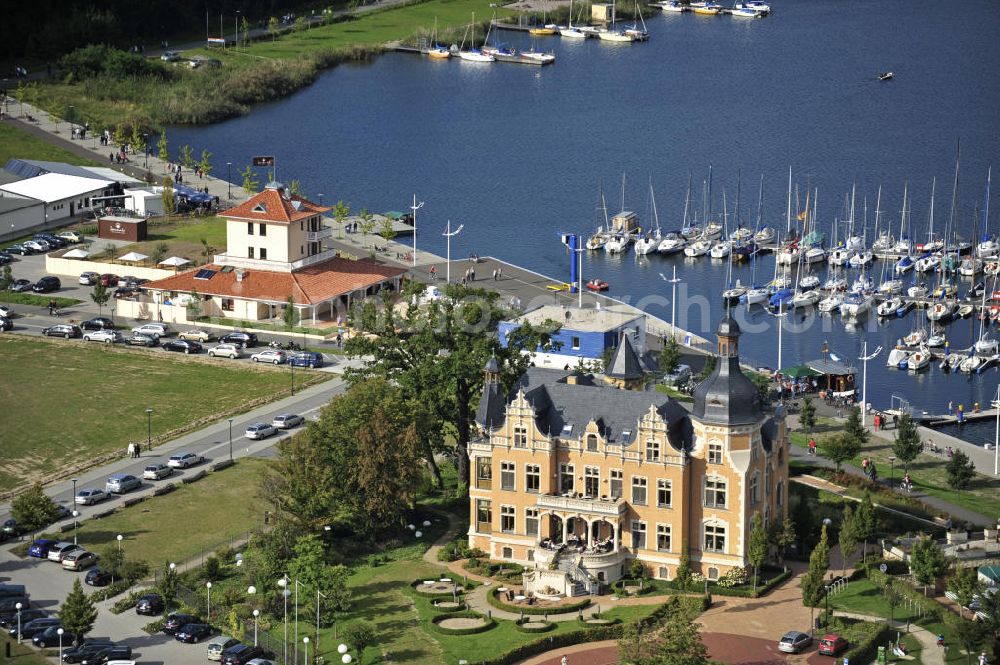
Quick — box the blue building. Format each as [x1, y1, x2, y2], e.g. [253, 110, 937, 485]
[498, 304, 647, 370]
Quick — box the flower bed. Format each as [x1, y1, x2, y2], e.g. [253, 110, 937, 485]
[431, 610, 496, 635]
[411, 577, 461, 596]
[515, 617, 555, 633]
[487, 587, 591, 616]
[431, 598, 465, 613]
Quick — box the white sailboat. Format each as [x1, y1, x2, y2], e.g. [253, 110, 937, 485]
[634, 182, 660, 255]
[907, 346, 931, 371]
[458, 14, 496, 62]
[559, 0, 589, 38]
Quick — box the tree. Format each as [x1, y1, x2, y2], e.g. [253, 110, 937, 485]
[769, 517, 797, 569]
[651, 597, 710, 665]
[158, 560, 179, 609]
[268, 16, 281, 41]
[200, 238, 216, 263]
[618, 619, 657, 665]
[844, 407, 868, 445]
[949, 614, 988, 665]
[799, 396, 816, 432]
[747, 513, 768, 594]
[822, 433, 861, 473]
[358, 208, 376, 247]
[659, 336, 681, 375]
[283, 295, 299, 329]
[838, 504, 858, 577]
[378, 217, 396, 246]
[946, 450, 976, 490]
[909, 535, 949, 595]
[179, 144, 194, 170]
[101, 546, 149, 585]
[241, 16, 250, 46]
[157, 130, 168, 163]
[343, 620, 376, 665]
[129, 123, 145, 156]
[59, 579, 98, 643]
[90, 282, 110, 316]
[854, 492, 876, 563]
[948, 565, 983, 620]
[241, 165, 259, 197]
[113, 123, 126, 149]
[186, 290, 202, 320]
[884, 580, 903, 622]
[198, 149, 212, 177]
[294, 16, 308, 32]
[287, 534, 352, 624]
[333, 200, 350, 238]
[11, 482, 60, 533]
[674, 543, 693, 592]
[0, 265, 12, 291]
[892, 414, 921, 473]
[149, 241, 169, 266]
[975, 588, 1000, 662]
[162, 176, 175, 215]
[800, 524, 830, 632]
[104, 242, 118, 261]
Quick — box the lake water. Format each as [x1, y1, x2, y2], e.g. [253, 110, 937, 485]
[172, 0, 1000, 433]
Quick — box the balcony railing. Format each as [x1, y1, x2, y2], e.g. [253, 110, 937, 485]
[212, 254, 294, 273]
[536, 493, 625, 517]
[306, 227, 333, 241]
[290, 248, 340, 270]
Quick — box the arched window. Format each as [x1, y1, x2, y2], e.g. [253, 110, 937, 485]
[586, 434, 598, 451]
[749, 472, 760, 505]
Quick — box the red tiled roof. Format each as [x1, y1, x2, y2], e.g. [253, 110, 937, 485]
[143, 257, 406, 306]
[222, 186, 331, 224]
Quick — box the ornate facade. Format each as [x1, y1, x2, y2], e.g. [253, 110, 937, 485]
[469, 317, 788, 594]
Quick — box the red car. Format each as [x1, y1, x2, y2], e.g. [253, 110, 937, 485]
[818, 634, 849, 656]
[99, 273, 119, 287]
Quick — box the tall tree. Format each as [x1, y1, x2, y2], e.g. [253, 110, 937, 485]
[158, 560, 179, 609]
[283, 295, 299, 329]
[838, 504, 859, 577]
[822, 433, 861, 472]
[198, 149, 212, 176]
[769, 517, 797, 569]
[892, 414, 921, 473]
[800, 524, 830, 632]
[854, 492, 876, 563]
[157, 130, 168, 163]
[333, 200, 350, 238]
[909, 535, 949, 596]
[949, 614, 988, 665]
[90, 283, 110, 316]
[618, 619, 657, 665]
[652, 598, 710, 665]
[844, 407, 868, 445]
[674, 543, 693, 592]
[11, 482, 60, 533]
[0, 265, 13, 291]
[241, 165, 259, 197]
[59, 579, 98, 643]
[268, 16, 281, 41]
[799, 396, 816, 432]
[659, 336, 681, 375]
[378, 217, 396, 246]
[358, 208, 375, 247]
[161, 176, 175, 215]
[343, 620, 376, 665]
[948, 565, 983, 620]
[178, 144, 194, 170]
[747, 513, 768, 594]
[945, 450, 976, 490]
[975, 588, 1000, 661]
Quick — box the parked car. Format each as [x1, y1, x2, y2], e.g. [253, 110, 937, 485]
[221, 643, 263, 665]
[83, 645, 131, 665]
[99, 273, 119, 287]
[163, 613, 201, 635]
[163, 339, 203, 354]
[6, 243, 33, 256]
[250, 349, 286, 365]
[58, 231, 84, 243]
[1, 520, 20, 537]
[0, 608, 45, 628]
[246, 659, 276, 665]
[272, 414, 304, 429]
[778, 630, 813, 653]
[132, 322, 168, 338]
[31, 276, 61, 292]
[84, 567, 112, 587]
[113, 286, 140, 299]
[143, 463, 173, 480]
[81, 317, 115, 330]
[0, 597, 31, 613]
[119, 275, 138, 288]
[0, 316, 12, 332]
[42, 324, 81, 338]
[161, 50, 181, 61]
[176, 622, 213, 643]
[219, 331, 258, 348]
[27, 539, 57, 558]
[63, 550, 99, 571]
[208, 343, 241, 359]
[79, 272, 99, 285]
[135, 593, 165, 615]
[12, 617, 60, 639]
[52, 504, 72, 521]
[9, 278, 33, 291]
[125, 332, 158, 347]
[178, 329, 212, 342]
[33, 624, 77, 648]
[75, 488, 108, 505]
[24, 240, 48, 253]
[244, 423, 277, 440]
[207, 636, 240, 660]
[47, 542, 82, 562]
[167, 452, 203, 469]
[105, 473, 140, 494]
[289, 351, 324, 368]
[83, 329, 122, 344]
[0, 252, 11, 266]
[36, 233, 65, 248]
[0, 304, 13, 317]
[818, 633, 849, 656]
[61, 639, 115, 663]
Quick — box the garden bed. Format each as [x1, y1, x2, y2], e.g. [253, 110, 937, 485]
[514, 618, 555, 633]
[487, 587, 591, 615]
[431, 610, 496, 635]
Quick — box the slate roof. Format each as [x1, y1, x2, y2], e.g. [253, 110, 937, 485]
[692, 317, 763, 426]
[480, 367, 693, 452]
[606, 334, 644, 380]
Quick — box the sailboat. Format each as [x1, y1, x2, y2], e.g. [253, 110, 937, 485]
[459, 14, 495, 62]
[426, 18, 451, 59]
[977, 167, 998, 258]
[598, 0, 639, 41]
[634, 181, 660, 255]
[529, 8, 558, 35]
[973, 281, 999, 355]
[894, 183, 914, 274]
[559, 0, 588, 38]
[586, 184, 611, 250]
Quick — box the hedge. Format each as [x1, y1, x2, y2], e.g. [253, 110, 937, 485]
[612, 578, 662, 596]
[832, 618, 894, 665]
[487, 587, 591, 615]
[430, 598, 466, 613]
[430, 610, 497, 635]
[110, 589, 146, 614]
[143, 618, 166, 634]
[89, 581, 131, 602]
[411, 575, 477, 595]
[515, 617, 556, 633]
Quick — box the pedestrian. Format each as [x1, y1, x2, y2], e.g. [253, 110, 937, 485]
[470, 266, 476, 281]
[497, 265, 502, 279]
[892, 414, 898, 428]
[873, 413, 880, 430]
[493, 268, 498, 281]
[979, 652, 988, 665]
[948, 400, 953, 414]
[808, 438, 817, 456]
[561, 657, 568, 665]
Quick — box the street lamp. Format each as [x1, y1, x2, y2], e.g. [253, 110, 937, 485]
[228, 417, 234, 461]
[117, 534, 123, 555]
[303, 636, 310, 665]
[992, 385, 999, 476]
[315, 589, 328, 657]
[72, 510, 79, 545]
[411, 195, 424, 267]
[442, 220, 464, 283]
[15, 602, 22, 643]
[68, 105, 74, 134]
[888, 456, 896, 491]
[253, 609, 260, 646]
[858, 341, 883, 429]
[563, 234, 585, 309]
[226, 162, 232, 200]
[206, 581, 212, 621]
[57, 627, 64, 660]
[145, 408, 153, 452]
[71, 476, 78, 506]
[290, 360, 295, 396]
[659, 267, 682, 342]
[279, 578, 292, 665]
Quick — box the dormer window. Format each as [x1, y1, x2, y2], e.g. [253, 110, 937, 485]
[252, 203, 267, 213]
[586, 434, 598, 451]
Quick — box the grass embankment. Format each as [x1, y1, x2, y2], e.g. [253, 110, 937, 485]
[32, 459, 265, 565]
[0, 335, 313, 493]
[0, 292, 82, 308]
[791, 417, 1000, 523]
[83, 214, 228, 266]
[0, 634, 52, 665]
[0, 122, 100, 166]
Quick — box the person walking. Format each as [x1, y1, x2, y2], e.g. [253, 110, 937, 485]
[561, 657, 568, 665]
[808, 438, 817, 456]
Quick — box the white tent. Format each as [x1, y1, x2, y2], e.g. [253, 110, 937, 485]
[62, 248, 90, 259]
[119, 251, 149, 263]
[158, 256, 191, 267]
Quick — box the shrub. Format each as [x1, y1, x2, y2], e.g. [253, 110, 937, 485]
[90, 581, 131, 602]
[430, 610, 496, 635]
[716, 566, 750, 588]
[514, 618, 555, 633]
[487, 588, 591, 615]
[110, 589, 145, 614]
[142, 619, 166, 634]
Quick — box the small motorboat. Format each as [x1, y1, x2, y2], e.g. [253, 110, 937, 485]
[585, 279, 609, 292]
[907, 347, 931, 371]
[896, 300, 915, 317]
[886, 347, 911, 367]
[800, 275, 821, 290]
[957, 304, 974, 318]
[895, 255, 914, 274]
[877, 297, 903, 317]
[878, 71, 894, 81]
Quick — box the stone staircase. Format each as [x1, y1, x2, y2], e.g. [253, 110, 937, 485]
[557, 557, 594, 597]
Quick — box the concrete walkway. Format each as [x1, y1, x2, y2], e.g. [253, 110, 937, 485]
[832, 611, 945, 665]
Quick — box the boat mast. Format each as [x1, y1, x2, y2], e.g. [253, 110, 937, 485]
[983, 165, 992, 242]
[927, 177, 936, 245]
[682, 175, 691, 230]
[785, 166, 792, 235]
[620, 172, 626, 214]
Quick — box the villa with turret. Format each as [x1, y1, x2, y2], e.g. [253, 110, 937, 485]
[468, 316, 789, 595]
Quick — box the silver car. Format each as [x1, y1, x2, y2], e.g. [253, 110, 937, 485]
[83, 329, 121, 344]
[245, 423, 277, 440]
[143, 463, 173, 480]
[272, 414, 304, 429]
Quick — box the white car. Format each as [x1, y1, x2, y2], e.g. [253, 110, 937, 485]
[178, 329, 212, 342]
[79, 271, 99, 285]
[74, 488, 109, 505]
[272, 414, 304, 429]
[167, 452, 204, 468]
[143, 463, 173, 480]
[245, 423, 277, 440]
[250, 349, 287, 365]
[0, 305, 13, 318]
[58, 231, 83, 243]
[83, 329, 121, 344]
[132, 323, 168, 338]
[161, 50, 180, 61]
[24, 240, 48, 252]
[208, 343, 242, 359]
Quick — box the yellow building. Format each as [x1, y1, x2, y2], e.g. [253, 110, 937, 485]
[469, 316, 789, 595]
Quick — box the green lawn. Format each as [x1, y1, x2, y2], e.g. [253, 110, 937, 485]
[0, 122, 100, 166]
[33, 459, 266, 565]
[86, 215, 228, 267]
[791, 419, 1000, 523]
[0, 335, 315, 492]
[1, 633, 53, 665]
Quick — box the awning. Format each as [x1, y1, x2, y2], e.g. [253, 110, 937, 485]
[778, 365, 821, 379]
[62, 248, 90, 259]
[119, 251, 149, 263]
[158, 256, 191, 267]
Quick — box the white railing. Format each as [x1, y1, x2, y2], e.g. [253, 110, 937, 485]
[212, 254, 294, 273]
[536, 494, 624, 516]
[306, 227, 333, 241]
[290, 248, 340, 270]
